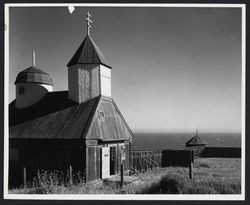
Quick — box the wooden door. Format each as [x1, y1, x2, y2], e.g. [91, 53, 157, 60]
[101, 147, 110, 179]
[110, 146, 117, 175]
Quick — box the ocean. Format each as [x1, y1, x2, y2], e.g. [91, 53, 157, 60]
[131, 132, 241, 150]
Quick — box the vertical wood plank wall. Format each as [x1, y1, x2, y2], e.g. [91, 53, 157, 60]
[68, 64, 101, 103]
[88, 99, 133, 141]
[9, 140, 86, 188]
[86, 141, 131, 182]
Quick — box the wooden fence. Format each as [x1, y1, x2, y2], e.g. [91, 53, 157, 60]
[182, 146, 202, 158]
[130, 148, 194, 173]
[130, 150, 162, 173]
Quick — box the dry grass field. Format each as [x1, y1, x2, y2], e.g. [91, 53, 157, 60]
[9, 158, 241, 194]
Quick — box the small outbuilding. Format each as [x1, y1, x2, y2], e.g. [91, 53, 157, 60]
[185, 130, 207, 156]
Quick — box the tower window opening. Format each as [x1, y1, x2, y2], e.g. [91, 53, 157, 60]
[19, 87, 25, 94]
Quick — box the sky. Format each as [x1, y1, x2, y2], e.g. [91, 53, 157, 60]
[8, 6, 242, 133]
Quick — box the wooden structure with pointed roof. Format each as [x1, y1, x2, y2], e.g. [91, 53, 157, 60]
[185, 130, 207, 156]
[9, 12, 133, 187]
[186, 130, 207, 147]
[67, 35, 111, 68]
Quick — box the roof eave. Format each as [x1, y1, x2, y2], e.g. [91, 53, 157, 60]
[67, 62, 112, 69]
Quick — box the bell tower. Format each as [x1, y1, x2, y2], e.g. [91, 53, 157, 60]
[67, 11, 111, 104]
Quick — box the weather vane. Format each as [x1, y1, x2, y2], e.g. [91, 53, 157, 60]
[86, 11, 93, 36]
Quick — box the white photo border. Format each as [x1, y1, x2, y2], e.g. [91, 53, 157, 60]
[4, 3, 246, 201]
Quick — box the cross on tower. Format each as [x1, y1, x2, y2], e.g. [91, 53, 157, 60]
[86, 11, 93, 36]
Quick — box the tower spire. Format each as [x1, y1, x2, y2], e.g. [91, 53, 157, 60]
[32, 50, 36, 66]
[85, 11, 93, 36]
[196, 129, 198, 136]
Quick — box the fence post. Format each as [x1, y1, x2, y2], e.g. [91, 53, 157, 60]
[140, 151, 143, 171]
[120, 163, 124, 188]
[37, 169, 40, 181]
[69, 165, 73, 185]
[189, 161, 193, 179]
[23, 166, 26, 188]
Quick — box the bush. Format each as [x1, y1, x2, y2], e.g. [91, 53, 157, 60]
[9, 170, 86, 194]
[140, 174, 241, 194]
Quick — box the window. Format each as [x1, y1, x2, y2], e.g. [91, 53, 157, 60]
[19, 86, 25, 94]
[98, 110, 105, 120]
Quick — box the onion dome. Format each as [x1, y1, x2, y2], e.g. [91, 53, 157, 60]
[14, 66, 53, 86]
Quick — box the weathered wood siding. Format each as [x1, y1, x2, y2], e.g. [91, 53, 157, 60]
[9, 139, 86, 188]
[85, 141, 131, 182]
[87, 98, 133, 141]
[86, 145, 101, 181]
[100, 65, 111, 97]
[68, 65, 79, 103]
[185, 145, 206, 157]
[118, 142, 130, 171]
[68, 64, 101, 104]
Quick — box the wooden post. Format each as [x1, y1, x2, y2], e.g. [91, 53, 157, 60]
[189, 162, 193, 179]
[69, 165, 73, 185]
[140, 151, 143, 171]
[120, 163, 124, 188]
[23, 167, 26, 188]
[37, 169, 40, 181]
[129, 141, 131, 175]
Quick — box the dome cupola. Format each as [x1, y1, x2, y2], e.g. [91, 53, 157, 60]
[15, 50, 54, 109]
[15, 66, 53, 86]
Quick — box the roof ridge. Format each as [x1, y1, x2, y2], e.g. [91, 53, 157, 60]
[109, 98, 134, 139]
[79, 96, 102, 140]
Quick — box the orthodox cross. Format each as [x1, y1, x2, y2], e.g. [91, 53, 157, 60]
[86, 11, 93, 36]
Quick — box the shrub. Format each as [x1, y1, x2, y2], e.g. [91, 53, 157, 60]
[140, 174, 241, 194]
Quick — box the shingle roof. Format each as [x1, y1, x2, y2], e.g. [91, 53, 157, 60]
[14, 66, 53, 86]
[186, 134, 207, 146]
[67, 35, 111, 68]
[9, 92, 132, 141]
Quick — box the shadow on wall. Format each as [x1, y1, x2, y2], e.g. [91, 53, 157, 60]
[160, 147, 241, 168]
[200, 147, 241, 158]
[161, 150, 194, 167]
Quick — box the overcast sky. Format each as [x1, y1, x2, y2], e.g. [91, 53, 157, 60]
[8, 6, 242, 133]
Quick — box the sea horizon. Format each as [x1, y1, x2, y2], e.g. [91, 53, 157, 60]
[131, 132, 241, 150]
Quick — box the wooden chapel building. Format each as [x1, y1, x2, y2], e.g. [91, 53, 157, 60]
[9, 12, 133, 187]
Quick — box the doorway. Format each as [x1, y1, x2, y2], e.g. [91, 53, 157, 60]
[110, 146, 117, 175]
[101, 147, 110, 179]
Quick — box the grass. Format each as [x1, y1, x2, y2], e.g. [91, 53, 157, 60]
[9, 158, 241, 194]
